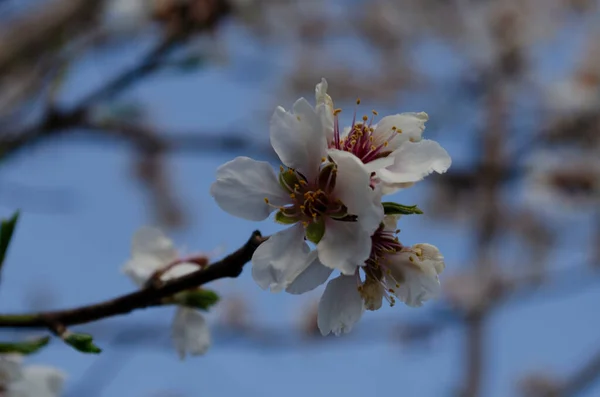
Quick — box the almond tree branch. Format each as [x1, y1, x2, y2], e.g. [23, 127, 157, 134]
[0, 231, 265, 330]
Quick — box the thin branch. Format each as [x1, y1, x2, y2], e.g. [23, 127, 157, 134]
[557, 347, 600, 397]
[0, 231, 265, 329]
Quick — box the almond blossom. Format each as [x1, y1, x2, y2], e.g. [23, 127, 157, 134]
[122, 227, 211, 359]
[316, 79, 452, 194]
[0, 355, 66, 397]
[288, 215, 445, 336]
[210, 95, 384, 291]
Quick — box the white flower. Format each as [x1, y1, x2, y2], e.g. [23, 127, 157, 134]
[211, 94, 384, 290]
[0, 355, 66, 397]
[122, 227, 211, 359]
[292, 215, 445, 336]
[315, 78, 452, 195]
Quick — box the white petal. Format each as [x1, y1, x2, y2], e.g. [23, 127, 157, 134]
[315, 78, 334, 144]
[317, 275, 364, 336]
[382, 214, 401, 231]
[270, 100, 327, 180]
[161, 262, 199, 281]
[387, 252, 442, 307]
[172, 307, 211, 359]
[9, 365, 66, 397]
[373, 112, 428, 151]
[251, 224, 310, 292]
[122, 227, 178, 287]
[0, 355, 22, 384]
[378, 139, 451, 188]
[285, 251, 333, 295]
[131, 227, 178, 263]
[210, 156, 291, 221]
[317, 220, 371, 275]
[329, 149, 384, 235]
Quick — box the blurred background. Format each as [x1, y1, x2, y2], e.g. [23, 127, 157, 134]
[0, 0, 599, 396]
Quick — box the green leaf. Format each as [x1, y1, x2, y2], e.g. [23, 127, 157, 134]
[0, 211, 20, 269]
[64, 333, 102, 354]
[382, 202, 423, 215]
[0, 336, 50, 355]
[305, 218, 325, 244]
[174, 289, 220, 311]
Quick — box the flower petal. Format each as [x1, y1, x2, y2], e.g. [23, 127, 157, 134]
[210, 156, 291, 221]
[387, 251, 443, 307]
[10, 365, 66, 397]
[315, 78, 335, 144]
[377, 139, 451, 189]
[317, 274, 364, 336]
[373, 112, 428, 151]
[285, 251, 333, 295]
[270, 99, 327, 180]
[251, 224, 310, 292]
[328, 149, 384, 235]
[122, 227, 178, 287]
[161, 262, 199, 281]
[172, 307, 211, 359]
[317, 220, 371, 275]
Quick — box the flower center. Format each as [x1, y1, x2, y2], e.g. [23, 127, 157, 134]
[271, 162, 357, 243]
[330, 105, 402, 164]
[358, 223, 404, 308]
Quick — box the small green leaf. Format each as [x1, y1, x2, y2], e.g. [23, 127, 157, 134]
[305, 218, 325, 244]
[174, 289, 220, 311]
[0, 211, 20, 269]
[64, 333, 102, 354]
[382, 202, 423, 215]
[0, 336, 50, 355]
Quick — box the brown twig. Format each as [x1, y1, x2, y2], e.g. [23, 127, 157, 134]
[0, 231, 265, 329]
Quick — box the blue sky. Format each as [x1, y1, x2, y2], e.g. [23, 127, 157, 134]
[0, 5, 599, 396]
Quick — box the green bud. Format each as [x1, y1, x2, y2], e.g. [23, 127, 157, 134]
[382, 202, 423, 215]
[64, 333, 102, 354]
[275, 209, 300, 225]
[0, 336, 50, 355]
[173, 289, 220, 311]
[305, 218, 326, 244]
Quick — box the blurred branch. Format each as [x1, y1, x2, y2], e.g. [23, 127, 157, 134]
[0, 231, 265, 330]
[556, 347, 600, 397]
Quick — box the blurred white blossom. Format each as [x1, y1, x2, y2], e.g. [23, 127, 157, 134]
[122, 227, 211, 359]
[0, 355, 66, 397]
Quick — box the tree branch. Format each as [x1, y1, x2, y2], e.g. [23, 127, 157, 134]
[0, 231, 265, 330]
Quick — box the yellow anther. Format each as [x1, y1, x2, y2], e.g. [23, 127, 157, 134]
[356, 98, 361, 105]
[370, 145, 377, 151]
[384, 141, 389, 147]
[388, 288, 394, 293]
[264, 198, 270, 204]
[296, 116, 301, 121]
[350, 140, 357, 146]
[302, 221, 309, 227]
[290, 193, 296, 199]
[299, 180, 308, 185]
[395, 283, 400, 288]
[409, 256, 414, 262]
[391, 126, 397, 130]
[409, 137, 417, 142]
[279, 165, 284, 172]
[334, 108, 343, 115]
[299, 205, 305, 210]
[362, 115, 368, 122]
[372, 110, 378, 115]
[321, 157, 326, 162]
[369, 136, 374, 142]
[294, 184, 300, 190]
[396, 128, 403, 134]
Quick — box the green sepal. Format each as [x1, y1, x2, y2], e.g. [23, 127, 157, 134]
[305, 218, 325, 244]
[64, 333, 102, 354]
[0, 211, 20, 269]
[382, 202, 423, 215]
[278, 169, 301, 193]
[173, 289, 220, 311]
[275, 210, 300, 225]
[0, 336, 50, 355]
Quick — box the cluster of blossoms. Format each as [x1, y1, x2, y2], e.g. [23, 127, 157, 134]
[0, 354, 65, 397]
[211, 79, 451, 336]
